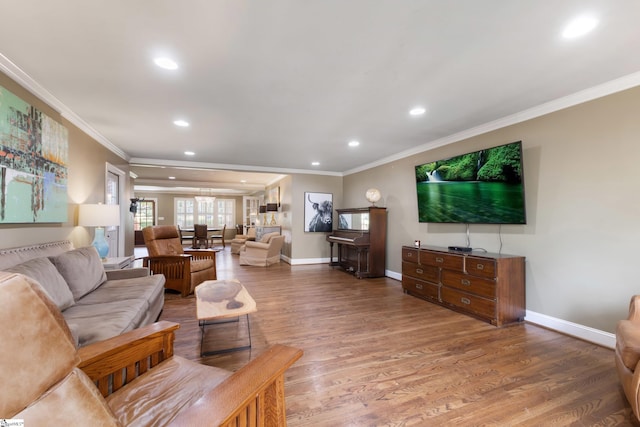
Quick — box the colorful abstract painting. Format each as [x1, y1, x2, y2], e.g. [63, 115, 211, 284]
[0, 86, 68, 223]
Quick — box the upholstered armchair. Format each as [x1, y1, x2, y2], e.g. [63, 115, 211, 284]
[231, 227, 256, 254]
[142, 225, 216, 296]
[239, 232, 284, 266]
[0, 271, 302, 426]
[616, 295, 640, 421]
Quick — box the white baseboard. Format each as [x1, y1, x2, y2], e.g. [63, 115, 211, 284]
[288, 257, 331, 265]
[386, 270, 402, 281]
[525, 310, 615, 349]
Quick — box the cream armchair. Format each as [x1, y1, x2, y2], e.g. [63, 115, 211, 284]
[239, 232, 284, 266]
[0, 271, 302, 426]
[231, 227, 256, 254]
[616, 295, 640, 421]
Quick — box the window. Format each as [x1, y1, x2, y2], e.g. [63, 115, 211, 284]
[134, 200, 156, 230]
[175, 198, 234, 228]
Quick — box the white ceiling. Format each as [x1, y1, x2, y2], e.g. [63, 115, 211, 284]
[1, 1, 640, 194]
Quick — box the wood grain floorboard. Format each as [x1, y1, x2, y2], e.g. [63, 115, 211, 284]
[152, 247, 638, 426]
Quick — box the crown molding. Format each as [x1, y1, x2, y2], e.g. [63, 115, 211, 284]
[345, 71, 640, 175]
[0, 53, 129, 161]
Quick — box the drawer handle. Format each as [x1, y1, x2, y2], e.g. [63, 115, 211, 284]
[461, 279, 471, 286]
[407, 252, 413, 257]
[476, 264, 484, 270]
[416, 268, 423, 274]
[415, 284, 423, 290]
[435, 257, 443, 263]
[461, 297, 471, 305]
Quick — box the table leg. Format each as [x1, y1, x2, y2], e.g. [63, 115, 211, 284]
[199, 314, 252, 356]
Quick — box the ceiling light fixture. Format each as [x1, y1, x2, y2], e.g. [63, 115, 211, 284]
[168, 176, 176, 180]
[562, 15, 598, 39]
[184, 151, 195, 156]
[311, 161, 320, 166]
[173, 119, 189, 127]
[348, 140, 360, 147]
[154, 57, 178, 70]
[409, 106, 426, 116]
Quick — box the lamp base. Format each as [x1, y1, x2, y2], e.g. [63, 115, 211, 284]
[92, 227, 110, 259]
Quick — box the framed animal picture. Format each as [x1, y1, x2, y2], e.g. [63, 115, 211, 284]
[304, 192, 333, 232]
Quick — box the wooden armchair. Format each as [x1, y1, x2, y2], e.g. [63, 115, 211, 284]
[142, 225, 217, 296]
[0, 271, 303, 426]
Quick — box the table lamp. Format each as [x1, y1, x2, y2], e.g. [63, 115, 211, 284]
[78, 203, 120, 259]
[267, 203, 278, 225]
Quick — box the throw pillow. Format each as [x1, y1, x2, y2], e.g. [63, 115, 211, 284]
[4, 257, 75, 311]
[49, 246, 107, 300]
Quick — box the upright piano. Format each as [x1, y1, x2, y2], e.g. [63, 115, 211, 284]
[326, 206, 387, 278]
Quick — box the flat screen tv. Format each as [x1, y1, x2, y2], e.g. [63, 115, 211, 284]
[415, 140, 526, 224]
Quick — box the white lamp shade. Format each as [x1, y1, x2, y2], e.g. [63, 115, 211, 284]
[78, 204, 121, 227]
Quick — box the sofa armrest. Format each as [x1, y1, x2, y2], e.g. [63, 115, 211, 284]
[169, 344, 303, 427]
[77, 321, 180, 397]
[105, 267, 149, 280]
[244, 241, 270, 250]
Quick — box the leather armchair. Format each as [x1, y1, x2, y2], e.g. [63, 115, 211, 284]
[231, 227, 256, 254]
[142, 225, 216, 296]
[616, 295, 640, 421]
[0, 271, 302, 426]
[239, 232, 284, 266]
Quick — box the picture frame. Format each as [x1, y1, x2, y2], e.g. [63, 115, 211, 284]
[304, 192, 333, 232]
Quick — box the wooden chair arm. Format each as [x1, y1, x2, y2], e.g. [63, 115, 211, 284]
[169, 344, 303, 427]
[184, 249, 217, 261]
[77, 321, 180, 397]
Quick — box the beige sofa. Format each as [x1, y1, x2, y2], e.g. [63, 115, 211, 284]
[0, 240, 165, 347]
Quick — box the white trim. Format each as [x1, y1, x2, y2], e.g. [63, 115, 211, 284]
[525, 310, 615, 349]
[345, 71, 640, 176]
[386, 270, 402, 281]
[106, 163, 127, 257]
[0, 53, 129, 161]
[289, 257, 331, 265]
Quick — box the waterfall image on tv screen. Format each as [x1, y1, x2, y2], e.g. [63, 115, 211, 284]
[415, 141, 526, 224]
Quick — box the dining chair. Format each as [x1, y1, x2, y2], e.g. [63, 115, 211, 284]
[193, 224, 210, 249]
[209, 224, 226, 248]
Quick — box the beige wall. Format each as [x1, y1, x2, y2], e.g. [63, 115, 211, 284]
[0, 71, 134, 254]
[290, 173, 343, 261]
[344, 85, 640, 333]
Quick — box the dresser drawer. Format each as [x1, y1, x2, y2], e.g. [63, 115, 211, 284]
[441, 270, 495, 298]
[402, 247, 420, 263]
[402, 261, 439, 283]
[402, 278, 439, 301]
[441, 287, 496, 320]
[465, 257, 496, 279]
[421, 251, 464, 270]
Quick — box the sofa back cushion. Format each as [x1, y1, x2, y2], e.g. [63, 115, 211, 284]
[4, 257, 75, 310]
[49, 247, 107, 300]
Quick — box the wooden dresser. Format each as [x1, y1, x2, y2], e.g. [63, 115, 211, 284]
[402, 245, 525, 326]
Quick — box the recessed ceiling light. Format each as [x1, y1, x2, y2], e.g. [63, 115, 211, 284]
[311, 161, 320, 166]
[409, 106, 426, 116]
[154, 57, 179, 70]
[562, 15, 598, 39]
[240, 179, 247, 183]
[348, 140, 360, 147]
[184, 151, 195, 156]
[168, 176, 176, 180]
[173, 119, 189, 127]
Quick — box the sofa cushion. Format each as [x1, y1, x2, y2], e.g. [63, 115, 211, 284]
[191, 258, 215, 273]
[4, 257, 75, 310]
[63, 299, 148, 347]
[49, 246, 107, 300]
[106, 356, 230, 426]
[617, 319, 640, 371]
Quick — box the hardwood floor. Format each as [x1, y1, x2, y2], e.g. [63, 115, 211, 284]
[156, 247, 637, 426]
